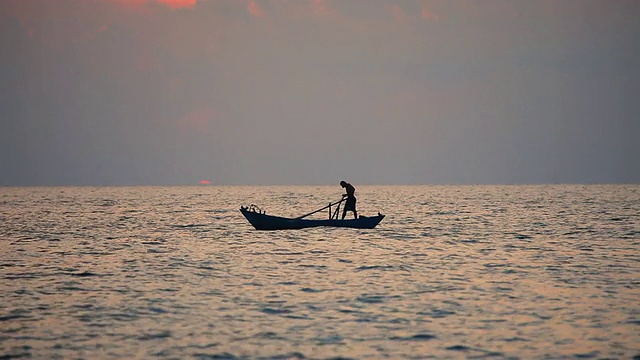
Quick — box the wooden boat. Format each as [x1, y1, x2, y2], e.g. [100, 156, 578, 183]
[240, 200, 385, 230]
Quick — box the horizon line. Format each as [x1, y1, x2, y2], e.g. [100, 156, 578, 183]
[1, 182, 638, 187]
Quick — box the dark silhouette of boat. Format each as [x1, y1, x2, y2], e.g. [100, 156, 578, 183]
[240, 200, 384, 230]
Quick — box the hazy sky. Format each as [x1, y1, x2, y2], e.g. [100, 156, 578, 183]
[1, 0, 638, 186]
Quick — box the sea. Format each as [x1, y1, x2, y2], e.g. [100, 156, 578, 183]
[1, 185, 639, 360]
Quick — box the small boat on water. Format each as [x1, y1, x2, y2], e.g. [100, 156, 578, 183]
[240, 200, 385, 230]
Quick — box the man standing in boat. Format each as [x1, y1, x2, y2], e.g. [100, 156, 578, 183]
[340, 180, 358, 219]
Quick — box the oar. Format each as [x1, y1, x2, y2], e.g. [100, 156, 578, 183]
[295, 198, 344, 219]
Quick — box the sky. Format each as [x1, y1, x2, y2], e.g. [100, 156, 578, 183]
[1, 0, 639, 186]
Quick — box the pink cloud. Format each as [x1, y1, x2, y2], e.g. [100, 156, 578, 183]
[113, 0, 198, 10]
[156, 0, 197, 10]
[389, 2, 439, 22]
[247, 0, 267, 18]
[421, 4, 439, 20]
[113, 0, 148, 7]
[311, 0, 336, 16]
[389, 3, 407, 22]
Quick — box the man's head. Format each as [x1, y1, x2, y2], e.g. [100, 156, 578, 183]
[340, 180, 347, 187]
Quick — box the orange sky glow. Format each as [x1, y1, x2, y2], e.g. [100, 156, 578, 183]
[115, 0, 198, 9]
[156, 0, 198, 9]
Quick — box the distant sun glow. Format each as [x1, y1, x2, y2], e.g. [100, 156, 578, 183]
[199, 180, 211, 185]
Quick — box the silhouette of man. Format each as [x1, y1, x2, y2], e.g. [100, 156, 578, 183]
[340, 180, 357, 219]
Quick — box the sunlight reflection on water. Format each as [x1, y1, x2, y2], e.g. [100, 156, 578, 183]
[1, 185, 639, 359]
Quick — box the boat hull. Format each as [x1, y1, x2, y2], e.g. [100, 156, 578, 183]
[240, 207, 384, 230]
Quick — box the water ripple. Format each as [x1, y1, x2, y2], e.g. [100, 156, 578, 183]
[0, 185, 638, 359]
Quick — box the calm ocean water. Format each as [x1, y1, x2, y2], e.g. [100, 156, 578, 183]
[1, 185, 639, 359]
